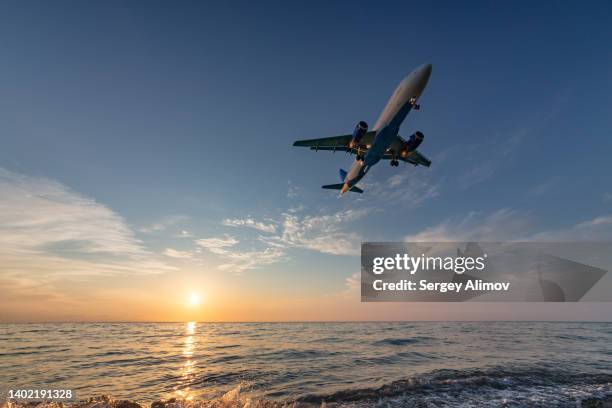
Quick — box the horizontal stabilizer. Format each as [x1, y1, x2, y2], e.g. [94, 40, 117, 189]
[321, 183, 364, 194]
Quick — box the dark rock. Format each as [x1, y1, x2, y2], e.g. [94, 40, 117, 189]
[581, 396, 612, 408]
[114, 401, 141, 408]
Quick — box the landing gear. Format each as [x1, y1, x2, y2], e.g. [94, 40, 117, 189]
[356, 154, 364, 162]
[388, 149, 400, 167]
[409, 97, 420, 110]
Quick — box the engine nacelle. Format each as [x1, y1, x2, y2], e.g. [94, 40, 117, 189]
[401, 131, 424, 156]
[350, 121, 368, 148]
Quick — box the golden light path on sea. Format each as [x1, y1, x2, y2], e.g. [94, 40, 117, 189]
[173, 321, 197, 401]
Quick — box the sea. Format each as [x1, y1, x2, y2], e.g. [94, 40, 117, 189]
[1, 322, 611, 407]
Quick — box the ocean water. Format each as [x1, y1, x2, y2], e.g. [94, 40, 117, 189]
[1, 322, 611, 407]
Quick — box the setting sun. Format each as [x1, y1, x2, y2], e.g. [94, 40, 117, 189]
[188, 293, 200, 306]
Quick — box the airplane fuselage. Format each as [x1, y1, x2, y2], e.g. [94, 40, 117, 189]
[341, 64, 432, 194]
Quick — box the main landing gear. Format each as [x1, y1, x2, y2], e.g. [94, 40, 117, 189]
[390, 160, 399, 167]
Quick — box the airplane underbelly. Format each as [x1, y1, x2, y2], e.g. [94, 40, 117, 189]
[346, 160, 363, 182]
[365, 127, 396, 166]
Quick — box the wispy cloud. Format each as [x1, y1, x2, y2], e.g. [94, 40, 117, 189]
[196, 233, 284, 273]
[140, 215, 189, 233]
[222, 217, 277, 233]
[275, 209, 366, 256]
[453, 92, 570, 191]
[0, 168, 174, 279]
[345, 272, 361, 292]
[378, 172, 439, 205]
[455, 130, 525, 189]
[405, 208, 612, 242]
[404, 208, 533, 241]
[221, 209, 367, 256]
[177, 229, 194, 238]
[530, 215, 612, 241]
[287, 180, 300, 199]
[163, 248, 193, 259]
[528, 178, 559, 197]
[196, 208, 366, 274]
[195, 234, 239, 255]
[217, 247, 286, 274]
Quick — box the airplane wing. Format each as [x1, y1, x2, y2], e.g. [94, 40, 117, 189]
[293, 131, 376, 153]
[383, 150, 432, 167]
[294, 132, 431, 167]
[401, 150, 431, 167]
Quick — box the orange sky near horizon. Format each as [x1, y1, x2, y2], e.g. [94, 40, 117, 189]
[2, 268, 611, 323]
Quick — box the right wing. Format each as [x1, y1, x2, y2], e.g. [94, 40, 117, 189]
[293, 131, 376, 153]
[403, 150, 432, 167]
[385, 150, 431, 167]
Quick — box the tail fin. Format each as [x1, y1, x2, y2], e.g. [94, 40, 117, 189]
[322, 183, 364, 194]
[339, 169, 347, 182]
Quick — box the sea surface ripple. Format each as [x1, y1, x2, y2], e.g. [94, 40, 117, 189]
[1, 322, 611, 407]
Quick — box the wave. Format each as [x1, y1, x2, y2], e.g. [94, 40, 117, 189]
[7, 367, 611, 408]
[372, 336, 434, 346]
[297, 366, 612, 406]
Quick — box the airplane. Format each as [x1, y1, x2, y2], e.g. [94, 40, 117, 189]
[293, 63, 433, 194]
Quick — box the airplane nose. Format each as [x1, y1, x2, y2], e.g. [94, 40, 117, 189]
[419, 63, 432, 81]
[415, 63, 432, 92]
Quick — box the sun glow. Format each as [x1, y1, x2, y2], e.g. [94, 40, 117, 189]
[188, 293, 200, 306]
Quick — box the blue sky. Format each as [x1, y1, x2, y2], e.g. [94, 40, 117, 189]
[1, 1, 611, 321]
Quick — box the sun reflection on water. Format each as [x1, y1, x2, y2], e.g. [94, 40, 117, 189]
[173, 322, 198, 400]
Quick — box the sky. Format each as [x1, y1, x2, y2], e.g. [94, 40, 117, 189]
[1, 0, 611, 322]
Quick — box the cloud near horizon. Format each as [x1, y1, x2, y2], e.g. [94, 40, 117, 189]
[0, 168, 175, 281]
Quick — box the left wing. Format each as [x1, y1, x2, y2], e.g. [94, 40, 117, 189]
[293, 131, 376, 153]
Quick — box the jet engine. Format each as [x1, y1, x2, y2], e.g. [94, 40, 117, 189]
[349, 121, 368, 148]
[400, 131, 424, 157]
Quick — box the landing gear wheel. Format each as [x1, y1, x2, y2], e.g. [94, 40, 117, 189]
[390, 160, 399, 167]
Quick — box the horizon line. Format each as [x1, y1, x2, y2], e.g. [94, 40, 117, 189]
[2, 319, 611, 324]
